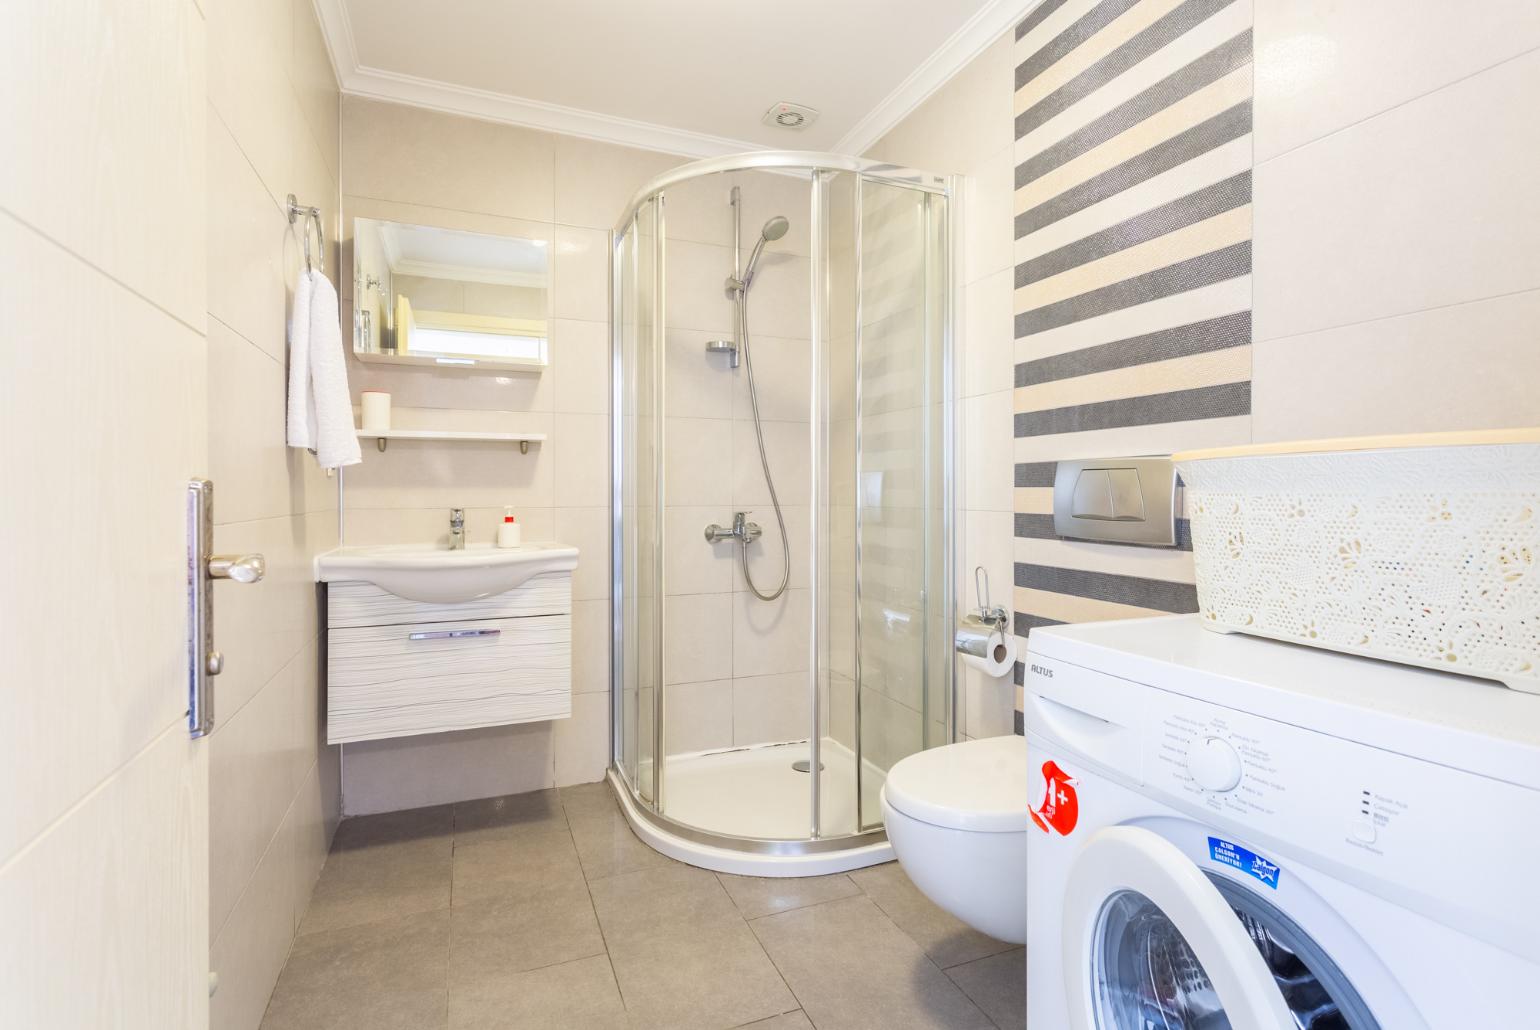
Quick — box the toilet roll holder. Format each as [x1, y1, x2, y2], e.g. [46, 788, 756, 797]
[956, 566, 1010, 665]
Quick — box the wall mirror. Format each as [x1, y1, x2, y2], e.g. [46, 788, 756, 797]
[351, 217, 550, 371]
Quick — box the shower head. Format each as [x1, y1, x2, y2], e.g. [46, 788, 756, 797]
[739, 215, 788, 290]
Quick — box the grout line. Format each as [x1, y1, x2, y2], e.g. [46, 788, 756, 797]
[1255, 44, 1540, 169]
[1252, 285, 1540, 346]
[0, 205, 207, 340]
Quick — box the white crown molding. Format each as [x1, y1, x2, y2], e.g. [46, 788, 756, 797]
[343, 64, 761, 158]
[832, 0, 1040, 156]
[311, 0, 1039, 161]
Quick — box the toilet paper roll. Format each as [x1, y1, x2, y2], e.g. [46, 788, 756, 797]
[360, 391, 391, 431]
[955, 616, 1016, 678]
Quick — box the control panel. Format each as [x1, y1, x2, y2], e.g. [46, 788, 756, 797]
[1025, 650, 1540, 963]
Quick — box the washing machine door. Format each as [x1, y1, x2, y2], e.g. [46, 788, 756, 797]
[1063, 826, 1295, 1030]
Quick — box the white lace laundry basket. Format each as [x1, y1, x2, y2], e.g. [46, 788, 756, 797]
[1174, 430, 1540, 693]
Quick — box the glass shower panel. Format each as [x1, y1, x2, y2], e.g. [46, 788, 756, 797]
[617, 197, 661, 802]
[855, 178, 950, 830]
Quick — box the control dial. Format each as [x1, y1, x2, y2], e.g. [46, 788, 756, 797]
[1187, 736, 1243, 793]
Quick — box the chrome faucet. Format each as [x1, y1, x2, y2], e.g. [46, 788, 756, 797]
[704, 511, 762, 545]
[449, 507, 466, 550]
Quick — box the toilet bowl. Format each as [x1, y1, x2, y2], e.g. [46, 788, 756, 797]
[881, 734, 1029, 945]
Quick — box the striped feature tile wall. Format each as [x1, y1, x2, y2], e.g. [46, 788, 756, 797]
[1011, 0, 1254, 722]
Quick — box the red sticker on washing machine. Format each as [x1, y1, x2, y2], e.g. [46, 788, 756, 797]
[1029, 760, 1079, 836]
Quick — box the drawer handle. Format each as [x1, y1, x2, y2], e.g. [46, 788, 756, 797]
[408, 628, 503, 641]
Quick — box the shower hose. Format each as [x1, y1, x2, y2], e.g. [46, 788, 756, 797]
[736, 287, 791, 602]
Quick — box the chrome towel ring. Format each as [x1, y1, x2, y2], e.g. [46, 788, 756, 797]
[286, 193, 325, 273]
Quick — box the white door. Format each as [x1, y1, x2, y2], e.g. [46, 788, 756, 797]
[2, 2, 210, 1026]
[1061, 826, 1297, 1030]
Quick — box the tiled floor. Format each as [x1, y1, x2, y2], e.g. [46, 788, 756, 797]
[259, 782, 1024, 1030]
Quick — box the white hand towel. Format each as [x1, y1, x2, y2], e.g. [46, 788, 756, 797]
[287, 268, 361, 469]
[285, 268, 315, 451]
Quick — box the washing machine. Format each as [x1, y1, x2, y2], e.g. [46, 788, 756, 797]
[1023, 614, 1540, 1029]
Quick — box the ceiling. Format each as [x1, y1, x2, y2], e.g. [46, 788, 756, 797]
[321, 0, 1023, 156]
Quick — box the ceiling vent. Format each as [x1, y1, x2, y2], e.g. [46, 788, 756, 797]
[762, 102, 818, 130]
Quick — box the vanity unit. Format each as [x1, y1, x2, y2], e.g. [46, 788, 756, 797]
[315, 543, 579, 744]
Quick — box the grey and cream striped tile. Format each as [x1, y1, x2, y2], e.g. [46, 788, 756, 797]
[1010, 0, 1253, 718]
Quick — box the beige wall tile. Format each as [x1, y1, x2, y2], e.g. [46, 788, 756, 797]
[1254, 51, 1540, 342]
[553, 693, 611, 787]
[571, 599, 613, 696]
[554, 134, 681, 231]
[866, 31, 1014, 175]
[209, 646, 307, 937]
[663, 593, 735, 685]
[962, 270, 1014, 398]
[207, 111, 288, 360]
[552, 224, 611, 320]
[732, 589, 811, 678]
[1254, 0, 1540, 163]
[663, 680, 734, 755]
[554, 505, 612, 601]
[209, 800, 296, 1030]
[208, 0, 292, 197]
[552, 318, 612, 414]
[1253, 290, 1540, 442]
[290, 0, 340, 178]
[342, 96, 554, 221]
[732, 674, 811, 747]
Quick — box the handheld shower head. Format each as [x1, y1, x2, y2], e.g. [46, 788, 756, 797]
[738, 215, 789, 290]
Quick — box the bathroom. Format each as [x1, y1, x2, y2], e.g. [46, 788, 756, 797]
[4, 1, 1538, 1028]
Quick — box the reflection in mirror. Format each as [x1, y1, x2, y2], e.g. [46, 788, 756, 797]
[351, 217, 550, 370]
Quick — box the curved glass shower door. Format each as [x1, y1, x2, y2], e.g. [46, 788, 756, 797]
[611, 153, 952, 869]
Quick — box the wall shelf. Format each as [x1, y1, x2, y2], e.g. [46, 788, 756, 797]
[357, 429, 547, 454]
[353, 350, 546, 374]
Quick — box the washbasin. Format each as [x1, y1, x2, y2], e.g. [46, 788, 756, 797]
[315, 542, 579, 603]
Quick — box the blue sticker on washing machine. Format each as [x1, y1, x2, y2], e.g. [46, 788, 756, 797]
[1208, 837, 1281, 889]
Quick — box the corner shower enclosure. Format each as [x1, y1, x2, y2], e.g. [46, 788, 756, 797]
[609, 151, 954, 875]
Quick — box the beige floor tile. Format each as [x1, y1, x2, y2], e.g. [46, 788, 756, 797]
[946, 947, 1026, 1030]
[298, 838, 452, 937]
[750, 895, 994, 1030]
[735, 1012, 813, 1029]
[556, 779, 618, 817]
[450, 829, 588, 909]
[849, 862, 1016, 969]
[717, 872, 862, 920]
[567, 806, 673, 881]
[449, 954, 627, 1030]
[453, 789, 567, 845]
[587, 864, 738, 941]
[261, 910, 449, 1030]
[448, 883, 606, 986]
[606, 921, 797, 1030]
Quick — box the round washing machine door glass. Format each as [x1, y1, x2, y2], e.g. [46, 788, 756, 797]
[1064, 827, 1296, 1030]
[1064, 827, 1383, 1030]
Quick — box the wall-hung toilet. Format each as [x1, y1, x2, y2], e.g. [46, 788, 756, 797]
[881, 734, 1029, 944]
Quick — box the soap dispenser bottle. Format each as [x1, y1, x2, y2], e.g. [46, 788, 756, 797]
[497, 507, 521, 548]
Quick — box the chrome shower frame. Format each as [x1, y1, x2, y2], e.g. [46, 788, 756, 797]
[608, 150, 958, 860]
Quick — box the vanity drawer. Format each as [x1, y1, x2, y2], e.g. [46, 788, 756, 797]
[326, 613, 571, 744]
[327, 574, 572, 629]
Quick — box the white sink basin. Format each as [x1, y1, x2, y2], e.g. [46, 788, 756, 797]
[315, 542, 580, 603]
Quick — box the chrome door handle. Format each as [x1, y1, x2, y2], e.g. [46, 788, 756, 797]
[208, 554, 266, 583]
[187, 479, 266, 739]
[408, 628, 502, 641]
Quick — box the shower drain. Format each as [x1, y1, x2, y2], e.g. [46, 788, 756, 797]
[791, 760, 826, 773]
